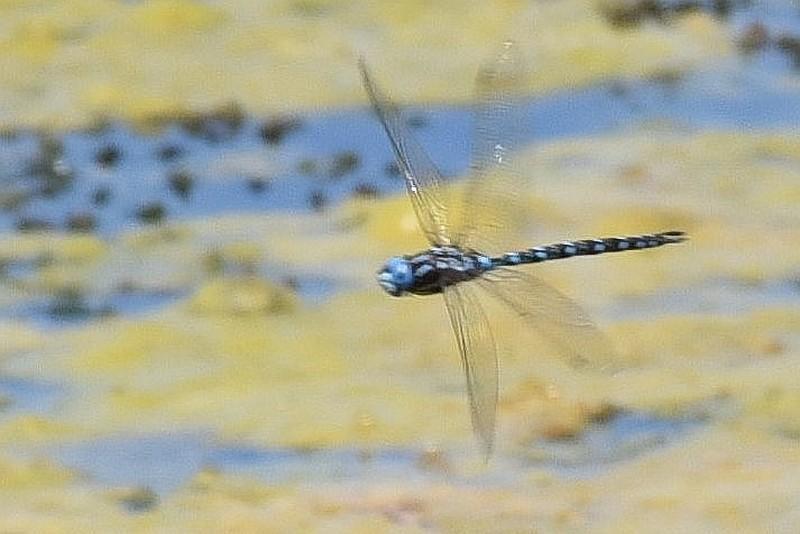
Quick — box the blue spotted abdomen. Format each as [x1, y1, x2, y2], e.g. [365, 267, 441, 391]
[492, 231, 687, 267]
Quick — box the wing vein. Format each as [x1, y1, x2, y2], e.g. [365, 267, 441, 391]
[443, 284, 498, 458]
[359, 59, 451, 245]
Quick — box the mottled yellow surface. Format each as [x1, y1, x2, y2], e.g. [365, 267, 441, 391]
[1, 128, 799, 531]
[0, 0, 730, 128]
[3, 429, 800, 533]
[0, 0, 797, 531]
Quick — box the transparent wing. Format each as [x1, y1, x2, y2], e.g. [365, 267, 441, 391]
[442, 284, 498, 459]
[475, 268, 621, 372]
[359, 59, 451, 246]
[452, 40, 530, 253]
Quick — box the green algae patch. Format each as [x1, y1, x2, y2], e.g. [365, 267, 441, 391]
[0, 0, 730, 129]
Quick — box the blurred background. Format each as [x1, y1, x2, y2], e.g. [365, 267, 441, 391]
[0, 0, 799, 531]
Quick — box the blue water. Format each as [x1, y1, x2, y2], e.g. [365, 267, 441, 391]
[43, 405, 710, 505]
[51, 433, 435, 498]
[529, 409, 708, 475]
[0, 376, 65, 418]
[54, 433, 211, 496]
[2, 50, 800, 238]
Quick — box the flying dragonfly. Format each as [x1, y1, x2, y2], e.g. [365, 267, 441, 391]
[359, 41, 686, 458]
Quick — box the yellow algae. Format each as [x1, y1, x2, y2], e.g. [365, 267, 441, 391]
[31, 263, 92, 294]
[120, 224, 193, 251]
[0, 18, 60, 64]
[0, 0, 730, 129]
[128, 0, 225, 39]
[64, 318, 221, 380]
[498, 129, 800, 297]
[307, 481, 588, 533]
[353, 193, 433, 253]
[205, 242, 264, 274]
[0, 234, 108, 296]
[744, 387, 800, 439]
[616, 313, 779, 364]
[752, 133, 800, 161]
[570, 426, 800, 533]
[0, 488, 133, 533]
[187, 276, 297, 316]
[0, 233, 106, 263]
[0, 416, 82, 445]
[159, 472, 419, 533]
[0, 321, 43, 358]
[187, 469, 281, 505]
[19, 282, 476, 446]
[0, 454, 72, 489]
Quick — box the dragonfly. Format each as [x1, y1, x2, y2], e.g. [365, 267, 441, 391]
[359, 41, 686, 458]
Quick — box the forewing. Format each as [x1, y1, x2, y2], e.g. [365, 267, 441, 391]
[453, 40, 530, 253]
[476, 268, 621, 372]
[442, 284, 498, 459]
[359, 59, 450, 245]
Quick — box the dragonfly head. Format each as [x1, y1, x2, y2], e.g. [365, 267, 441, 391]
[377, 256, 413, 296]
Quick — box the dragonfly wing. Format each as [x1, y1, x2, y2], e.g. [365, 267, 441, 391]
[453, 40, 531, 253]
[442, 284, 498, 459]
[359, 59, 451, 246]
[476, 267, 621, 372]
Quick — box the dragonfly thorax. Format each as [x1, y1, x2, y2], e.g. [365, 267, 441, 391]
[377, 246, 493, 297]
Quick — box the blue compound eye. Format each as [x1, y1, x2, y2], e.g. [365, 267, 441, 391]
[387, 257, 413, 287]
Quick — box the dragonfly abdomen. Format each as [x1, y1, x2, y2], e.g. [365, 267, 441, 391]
[491, 231, 687, 268]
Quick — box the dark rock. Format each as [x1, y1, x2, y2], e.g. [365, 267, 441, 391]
[168, 170, 194, 201]
[136, 202, 167, 225]
[309, 190, 327, 212]
[258, 116, 302, 145]
[92, 186, 112, 207]
[66, 213, 97, 233]
[352, 183, 379, 199]
[329, 151, 360, 178]
[156, 144, 184, 162]
[95, 144, 121, 169]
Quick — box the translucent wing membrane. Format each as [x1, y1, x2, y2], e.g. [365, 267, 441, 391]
[453, 40, 530, 254]
[359, 59, 451, 246]
[476, 268, 620, 373]
[442, 284, 498, 459]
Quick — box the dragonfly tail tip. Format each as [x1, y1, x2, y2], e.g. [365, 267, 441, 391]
[661, 230, 688, 243]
